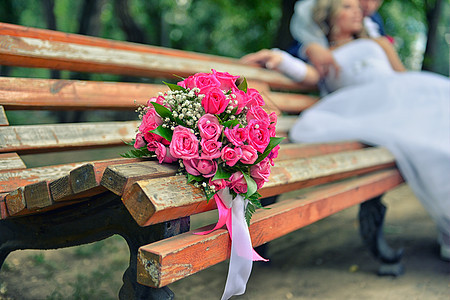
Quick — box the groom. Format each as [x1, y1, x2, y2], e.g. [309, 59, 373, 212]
[289, 0, 385, 77]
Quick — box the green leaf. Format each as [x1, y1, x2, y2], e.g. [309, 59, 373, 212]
[205, 188, 216, 202]
[150, 102, 173, 120]
[238, 77, 248, 93]
[223, 119, 240, 129]
[242, 171, 257, 198]
[120, 146, 151, 158]
[212, 165, 232, 181]
[149, 125, 173, 142]
[253, 136, 285, 165]
[163, 81, 187, 92]
[187, 173, 204, 183]
[172, 74, 185, 81]
[122, 139, 135, 146]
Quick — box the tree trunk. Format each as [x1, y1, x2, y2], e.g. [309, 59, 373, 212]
[272, 0, 297, 50]
[113, 0, 147, 44]
[422, 0, 443, 71]
[41, 0, 61, 80]
[0, 0, 20, 76]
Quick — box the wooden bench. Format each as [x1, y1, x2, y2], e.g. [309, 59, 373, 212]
[0, 22, 404, 299]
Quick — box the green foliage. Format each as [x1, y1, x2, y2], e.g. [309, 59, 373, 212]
[379, 0, 449, 73]
[2, 0, 448, 74]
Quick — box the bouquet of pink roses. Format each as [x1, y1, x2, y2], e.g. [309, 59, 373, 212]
[123, 69, 283, 224]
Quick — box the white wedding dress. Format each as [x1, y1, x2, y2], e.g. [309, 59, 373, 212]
[289, 39, 450, 245]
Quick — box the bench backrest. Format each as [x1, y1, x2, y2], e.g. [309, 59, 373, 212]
[0, 22, 321, 219]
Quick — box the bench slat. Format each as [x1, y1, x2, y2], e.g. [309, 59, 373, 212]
[0, 106, 8, 126]
[0, 153, 26, 171]
[123, 147, 396, 226]
[0, 22, 240, 65]
[0, 77, 165, 110]
[2, 158, 139, 217]
[137, 169, 404, 288]
[0, 35, 300, 90]
[101, 161, 179, 196]
[0, 163, 83, 193]
[101, 142, 364, 197]
[0, 121, 138, 154]
[270, 92, 318, 114]
[0, 193, 9, 219]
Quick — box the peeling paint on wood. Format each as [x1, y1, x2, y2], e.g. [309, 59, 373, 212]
[0, 77, 164, 110]
[0, 106, 8, 126]
[137, 169, 404, 288]
[0, 35, 301, 90]
[123, 147, 396, 226]
[0, 121, 138, 154]
[0, 153, 26, 171]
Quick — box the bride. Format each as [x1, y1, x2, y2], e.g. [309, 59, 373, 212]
[242, 0, 450, 260]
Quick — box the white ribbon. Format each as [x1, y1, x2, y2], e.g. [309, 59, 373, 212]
[221, 194, 253, 300]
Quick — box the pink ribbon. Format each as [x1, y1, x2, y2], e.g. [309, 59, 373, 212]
[195, 188, 267, 299]
[195, 190, 267, 261]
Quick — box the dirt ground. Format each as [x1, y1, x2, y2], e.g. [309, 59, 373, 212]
[1, 184, 449, 299]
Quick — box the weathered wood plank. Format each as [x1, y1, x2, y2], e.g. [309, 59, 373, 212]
[0, 22, 240, 65]
[101, 161, 179, 196]
[2, 158, 140, 217]
[0, 193, 9, 219]
[276, 115, 298, 135]
[101, 142, 364, 197]
[0, 77, 165, 110]
[123, 147, 396, 226]
[0, 163, 82, 193]
[52, 158, 139, 201]
[0, 158, 139, 194]
[270, 92, 318, 114]
[137, 169, 404, 288]
[5, 186, 26, 216]
[0, 35, 307, 90]
[48, 158, 140, 202]
[0, 121, 138, 154]
[0, 106, 8, 126]
[0, 153, 26, 171]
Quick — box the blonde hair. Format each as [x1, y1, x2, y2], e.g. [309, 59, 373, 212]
[312, 0, 368, 42]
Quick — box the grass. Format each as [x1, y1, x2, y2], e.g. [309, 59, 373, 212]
[1, 235, 130, 299]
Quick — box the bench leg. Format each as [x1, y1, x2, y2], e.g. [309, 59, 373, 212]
[0, 192, 190, 300]
[359, 196, 404, 276]
[118, 216, 190, 300]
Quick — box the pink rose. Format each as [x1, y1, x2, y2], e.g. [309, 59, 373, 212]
[246, 106, 269, 123]
[169, 126, 199, 159]
[250, 158, 272, 189]
[147, 95, 165, 106]
[134, 133, 146, 149]
[229, 171, 247, 194]
[267, 145, 280, 166]
[268, 122, 277, 137]
[147, 140, 159, 152]
[240, 145, 258, 165]
[201, 139, 222, 159]
[154, 142, 177, 164]
[269, 112, 278, 124]
[183, 158, 217, 178]
[200, 86, 229, 115]
[224, 125, 248, 146]
[246, 119, 271, 153]
[212, 69, 239, 91]
[197, 114, 223, 141]
[139, 107, 162, 134]
[246, 88, 265, 108]
[231, 89, 249, 114]
[209, 178, 228, 191]
[178, 72, 221, 90]
[221, 146, 243, 167]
